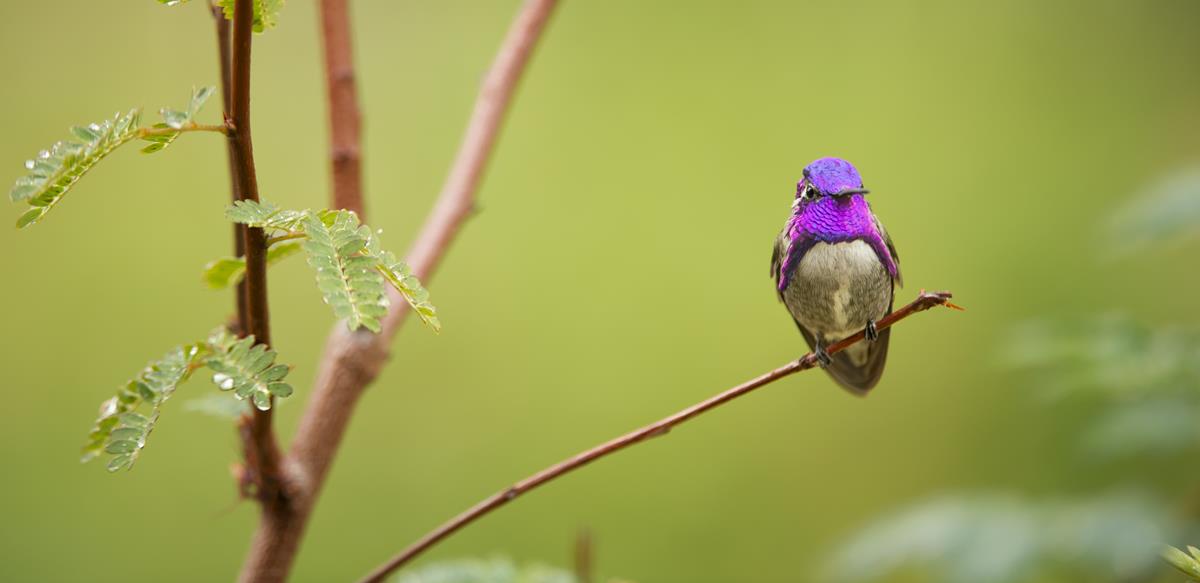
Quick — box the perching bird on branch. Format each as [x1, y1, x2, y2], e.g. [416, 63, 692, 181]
[771, 157, 902, 395]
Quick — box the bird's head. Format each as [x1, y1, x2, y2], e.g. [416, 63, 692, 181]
[794, 157, 870, 206]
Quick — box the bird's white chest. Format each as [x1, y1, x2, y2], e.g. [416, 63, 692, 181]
[790, 240, 887, 338]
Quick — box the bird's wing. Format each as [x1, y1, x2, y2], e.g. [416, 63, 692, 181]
[873, 214, 903, 288]
[770, 232, 787, 300]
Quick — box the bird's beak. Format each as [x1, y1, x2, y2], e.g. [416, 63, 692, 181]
[832, 188, 870, 197]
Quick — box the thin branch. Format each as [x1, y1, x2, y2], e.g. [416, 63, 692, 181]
[235, 0, 561, 581]
[320, 0, 365, 217]
[296, 0, 558, 526]
[228, 0, 284, 508]
[211, 1, 248, 333]
[359, 290, 962, 583]
[381, 0, 557, 338]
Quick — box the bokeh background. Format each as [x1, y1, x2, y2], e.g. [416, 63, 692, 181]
[2, 1, 1199, 581]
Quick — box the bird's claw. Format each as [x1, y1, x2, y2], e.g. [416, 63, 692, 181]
[865, 320, 879, 342]
[814, 346, 833, 367]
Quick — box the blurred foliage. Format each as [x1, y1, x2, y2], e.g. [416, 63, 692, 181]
[1164, 545, 1200, 581]
[216, 0, 286, 33]
[202, 241, 303, 289]
[1109, 167, 1200, 254]
[159, 0, 286, 34]
[827, 170, 1200, 582]
[183, 392, 252, 420]
[1002, 317, 1200, 460]
[828, 492, 1168, 582]
[393, 558, 577, 583]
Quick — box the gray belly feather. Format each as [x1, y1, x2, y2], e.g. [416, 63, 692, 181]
[782, 241, 892, 363]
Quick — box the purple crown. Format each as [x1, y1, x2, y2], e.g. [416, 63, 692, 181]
[799, 157, 864, 196]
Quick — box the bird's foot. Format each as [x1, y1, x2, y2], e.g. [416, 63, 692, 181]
[814, 345, 833, 367]
[865, 320, 879, 342]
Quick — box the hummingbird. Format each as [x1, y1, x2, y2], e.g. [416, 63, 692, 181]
[770, 157, 902, 395]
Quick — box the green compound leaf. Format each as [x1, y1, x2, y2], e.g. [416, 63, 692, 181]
[226, 199, 306, 232]
[202, 241, 302, 289]
[217, 0, 285, 33]
[11, 109, 142, 228]
[367, 235, 440, 333]
[204, 328, 293, 411]
[82, 344, 204, 472]
[221, 203, 440, 333]
[140, 86, 216, 154]
[300, 211, 389, 332]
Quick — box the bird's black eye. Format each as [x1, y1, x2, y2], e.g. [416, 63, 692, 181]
[802, 183, 816, 199]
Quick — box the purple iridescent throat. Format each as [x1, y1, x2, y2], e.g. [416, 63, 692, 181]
[775, 158, 898, 291]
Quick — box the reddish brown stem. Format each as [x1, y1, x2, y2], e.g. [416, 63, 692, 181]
[574, 529, 593, 583]
[359, 291, 960, 583]
[225, 2, 286, 579]
[382, 0, 558, 337]
[211, 3, 248, 332]
[319, 0, 365, 217]
[236, 0, 560, 581]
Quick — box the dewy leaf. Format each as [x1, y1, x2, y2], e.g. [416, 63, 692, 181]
[203, 328, 293, 411]
[217, 0, 286, 33]
[300, 211, 389, 332]
[81, 344, 204, 472]
[140, 86, 218, 155]
[226, 199, 306, 232]
[10, 109, 142, 228]
[222, 202, 440, 333]
[365, 227, 441, 332]
[188, 86, 215, 117]
[201, 241, 301, 289]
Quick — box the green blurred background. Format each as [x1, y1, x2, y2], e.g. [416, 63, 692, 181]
[2, 1, 1199, 581]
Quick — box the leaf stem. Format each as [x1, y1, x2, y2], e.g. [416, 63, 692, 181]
[265, 231, 307, 246]
[138, 122, 228, 138]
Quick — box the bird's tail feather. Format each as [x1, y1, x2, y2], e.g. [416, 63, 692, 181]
[798, 325, 891, 396]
